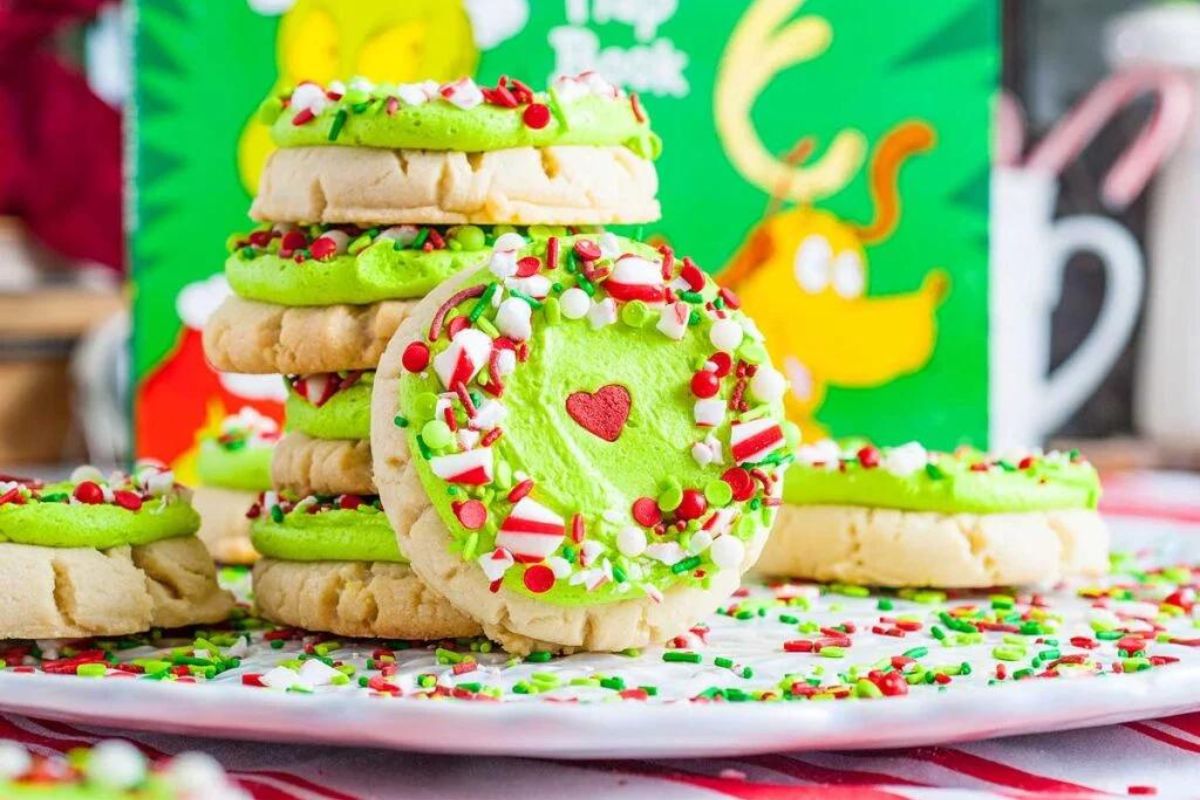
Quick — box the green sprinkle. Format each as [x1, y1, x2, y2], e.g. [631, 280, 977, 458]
[671, 555, 702, 574]
[544, 296, 562, 324]
[76, 663, 107, 678]
[410, 227, 430, 250]
[328, 109, 348, 141]
[526, 651, 553, 663]
[855, 679, 883, 698]
[924, 462, 945, 479]
[599, 676, 626, 691]
[877, 598, 894, 611]
[714, 656, 734, 669]
[393, 415, 408, 428]
[992, 646, 1025, 661]
[663, 651, 702, 664]
[819, 646, 846, 659]
[509, 289, 542, 309]
[678, 290, 704, 304]
[902, 647, 929, 659]
[270, 505, 284, 524]
[421, 419, 454, 450]
[704, 479, 733, 507]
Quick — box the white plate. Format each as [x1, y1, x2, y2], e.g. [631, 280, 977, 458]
[1, 515, 1197, 759]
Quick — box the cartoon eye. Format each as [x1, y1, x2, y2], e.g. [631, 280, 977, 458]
[793, 235, 832, 293]
[832, 251, 865, 298]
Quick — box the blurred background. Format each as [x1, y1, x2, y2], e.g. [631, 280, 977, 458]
[0, 0, 1197, 474]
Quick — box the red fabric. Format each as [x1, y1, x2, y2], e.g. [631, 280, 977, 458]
[0, 0, 123, 272]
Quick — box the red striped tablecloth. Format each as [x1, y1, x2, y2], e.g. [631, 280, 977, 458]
[3, 470, 1198, 800]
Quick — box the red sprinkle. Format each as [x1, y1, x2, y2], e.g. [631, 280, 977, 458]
[401, 342, 430, 373]
[310, 236, 338, 261]
[690, 370, 720, 398]
[339, 495, 363, 510]
[658, 244, 675, 281]
[571, 513, 586, 543]
[719, 287, 741, 309]
[632, 497, 663, 527]
[481, 428, 503, 447]
[291, 108, 315, 125]
[546, 236, 560, 270]
[680, 258, 705, 291]
[516, 256, 541, 277]
[429, 284, 487, 341]
[73, 481, 104, 505]
[523, 564, 555, 593]
[675, 489, 708, 521]
[722, 467, 755, 501]
[113, 490, 143, 511]
[629, 92, 646, 123]
[574, 239, 602, 262]
[447, 316, 471, 339]
[783, 640, 814, 653]
[453, 499, 488, 530]
[708, 352, 733, 378]
[279, 230, 308, 254]
[508, 479, 535, 503]
[857, 446, 881, 469]
[523, 102, 551, 129]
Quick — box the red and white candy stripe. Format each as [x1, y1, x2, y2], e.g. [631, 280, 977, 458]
[604, 255, 665, 303]
[433, 329, 492, 390]
[429, 448, 494, 485]
[496, 497, 565, 563]
[729, 418, 784, 464]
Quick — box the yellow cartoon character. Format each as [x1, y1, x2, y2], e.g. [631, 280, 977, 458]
[237, 0, 480, 192]
[721, 123, 949, 440]
[715, 0, 948, 440]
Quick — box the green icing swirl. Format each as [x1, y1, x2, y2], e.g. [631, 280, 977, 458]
[0, 480, 198, 550]
[251, 505, 404, 563]
[264, 83, 659, 158]
[195, 438, 273, 492]
[225, 224, 585, 307]
[285, 373, 373, 440]
[784, 445, 1101, 514]
[396, 233, 790, 607]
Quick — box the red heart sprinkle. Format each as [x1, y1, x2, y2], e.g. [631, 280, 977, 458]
[113, 490, 143, 511]
[515, 256, 541, 277]
[453, 499, 488, 530]
[73, 481, 104, 505]
[721, 468, 754, 502]
[565, 384, 631, 442]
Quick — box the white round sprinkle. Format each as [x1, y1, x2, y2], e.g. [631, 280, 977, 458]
[86, 740, 147, 790]
[163, 752, 227, 794]
[70, 464, 105, 484]
[709, 318, 744, 352]
[616, 526, 647, 558]
[493, 231, 526, 252]
[0, 742, 31, 780]
[750, 366, 787, 403]
[560, 287, 590, 319]
[709, 535, 745, 570]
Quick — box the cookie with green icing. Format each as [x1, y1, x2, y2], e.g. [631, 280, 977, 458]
[0, 465, 198, 550]
[0, 464, 233, 638]
[756, 440, 1109, 588]
[284, 371, 373, 440]
[247, 492, 481, 640]
[195, 408, 278, 492]
[249, 75, 661, 227]
[227, 223, 587, 306]
[260, 75, 660, 159]
[249, 491, 404, 563]
[373, 231, 793, 652]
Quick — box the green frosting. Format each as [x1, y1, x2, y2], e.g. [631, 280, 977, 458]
[285, 373, 373, 440]
[264, 80, 659, 158]
[195, 438, 273, 492]
[0, 474, 198, 550]
[250, 502, 404, 563]
[226, 224, 499, 306]
[396, 233, 790, 607]
[784, 444, 1101, 514]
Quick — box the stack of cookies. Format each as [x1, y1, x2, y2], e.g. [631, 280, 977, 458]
[203, 74, 661, 640]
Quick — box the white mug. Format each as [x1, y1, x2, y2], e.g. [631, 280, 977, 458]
[989, 167, 1144, 450]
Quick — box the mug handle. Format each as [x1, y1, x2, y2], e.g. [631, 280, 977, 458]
[1040, 215, 1144, 436]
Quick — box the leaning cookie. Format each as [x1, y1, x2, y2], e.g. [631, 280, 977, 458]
[248, 492, 479, 639]
[192, 407, 279, 563]
[755, 441, 1109, 587]
[251, 75, 660, 226]
[0, 465, 233, 639]
[373, 232, 794, 653]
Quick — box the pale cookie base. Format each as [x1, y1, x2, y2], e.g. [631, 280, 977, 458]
[371, 273, 765, 654]
[272, 433, 376, 496]
[754, 504, 1110, 588]
[192, 485, 259, 564]
[0, 536, 234, 639]
[252, 558, 480, 640]
[251, 145, 661, 226]
[203, 296, 416, 375]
